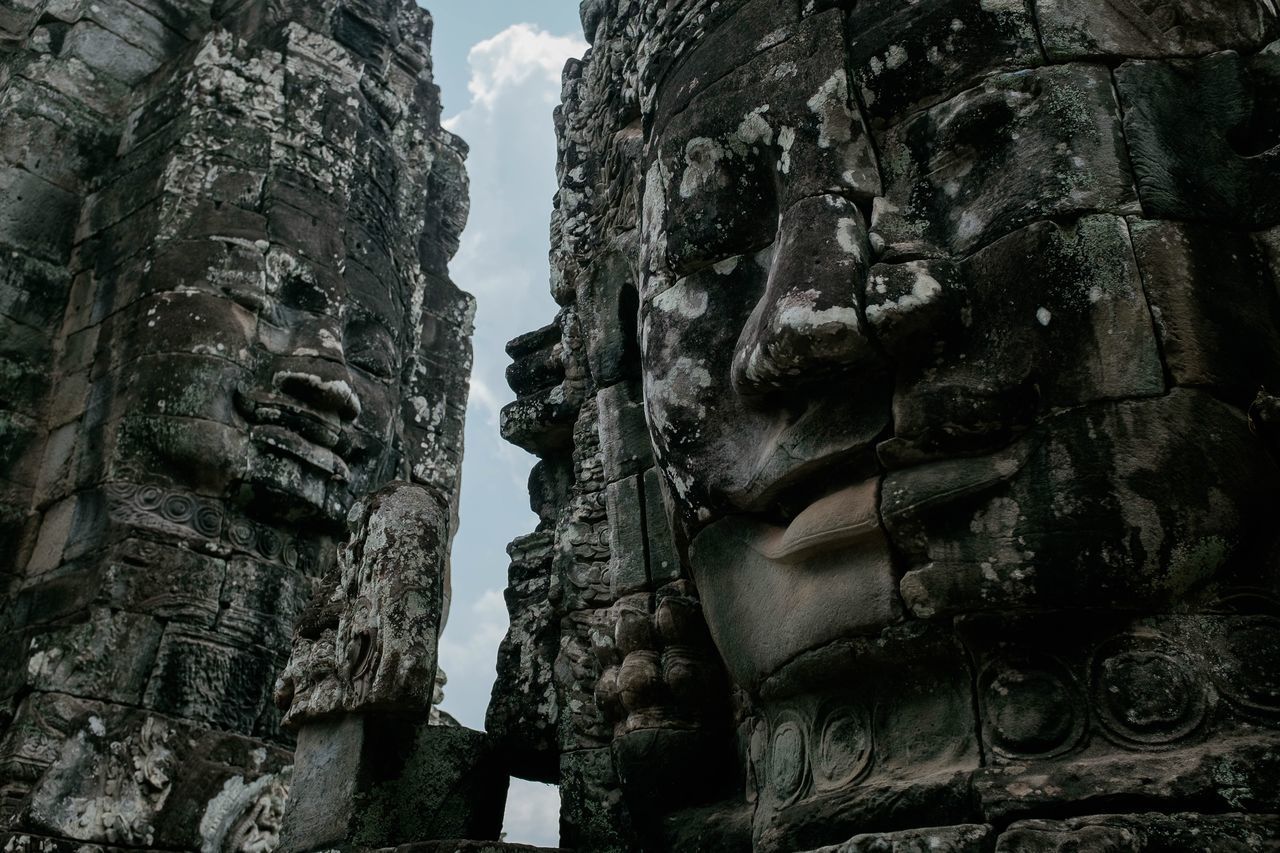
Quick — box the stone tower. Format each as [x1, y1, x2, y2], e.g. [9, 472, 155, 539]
[0, 0, 472, 847]
[491, 0, 1280, 850]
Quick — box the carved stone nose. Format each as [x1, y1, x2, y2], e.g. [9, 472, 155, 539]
[732, 195, 879, 399]
[273, 363, 362, 421]
[272, 319, 362, 421]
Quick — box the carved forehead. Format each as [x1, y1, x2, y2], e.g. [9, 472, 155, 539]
[648, 0, 800, 133]
[341, 257, 406, 339]
[655, 15, 842, 139]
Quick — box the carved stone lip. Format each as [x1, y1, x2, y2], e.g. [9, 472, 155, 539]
[235, 385, 355, 463]
[756, 478, 882, 563]
[250, 424, 351, 481]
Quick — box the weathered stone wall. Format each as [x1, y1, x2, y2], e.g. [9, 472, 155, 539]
[0, 0, 472, 847]
[493, 1, 1280, 851]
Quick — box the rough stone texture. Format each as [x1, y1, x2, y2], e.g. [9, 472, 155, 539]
[8, 0, 1280, 849]
[275, 482, 451, 728]
[0, 0, 471, 847]
[800, 824, 995, 853]
[489, 0, 1280, 851]
[280, 717, 508, 851]
[996, 813, 1280, 851]
[390, 845, 564, 853]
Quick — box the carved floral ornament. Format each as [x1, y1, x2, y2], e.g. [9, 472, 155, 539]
[105, 478, 316, 572]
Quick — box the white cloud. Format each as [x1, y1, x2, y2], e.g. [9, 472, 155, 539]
[463, 23, 586, 111]
[439, 587, 509, 675]
[469, 375, 502, 425]
[503, 779, 561, 848]
[435, 21, 580, 732]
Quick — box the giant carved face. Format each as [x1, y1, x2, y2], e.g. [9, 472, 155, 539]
[639, 2, 1280, 693]
[105, 235, 416, 527]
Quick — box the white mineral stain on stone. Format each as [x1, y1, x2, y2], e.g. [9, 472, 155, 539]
[865, 265, 941, 325]
[713, 257, 740, 275]
[1037, 307, 1052, 326]
[679, 137, 727, 199]
[884, 44, 908, 70]
[273, 372, 362, 416]
[411, 395, 437, 425]
[645, 356, 713, 439]
[807, 71, 853, 150]
[775, 303, 861, 336]
[88, 716, 106, 737]
[756, 26, 790, 52]
[778, 126, 796, 174]
[772, 61, 798, 80]
[956, 210, 984, 246]
[980, 0, 1025, 14]
[871, 196, 899, 225]
[835, 217, 864, 257]
[669, 286, 709, 319]
[26, 649, 51, 678]
[733, 106, 773, 155]
[317, 328, 342, 351]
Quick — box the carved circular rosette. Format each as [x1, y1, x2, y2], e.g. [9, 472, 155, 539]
[228, 519, 256, 551]
[979, 653, 1085, 760]
[257, 528, 282, 561]
[160, 492, 196, 524]
[1209, 614, 1280, 719]
[194, 504, 224, 538]
[1090, 634, 1212, 749]
[767, 712, 809, 805]
[136, 485, 165, 511]
[811, 700, 873, 791]
[105, 479, 140, 501]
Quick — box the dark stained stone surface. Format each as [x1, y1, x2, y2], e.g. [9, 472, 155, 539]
[995, 813, 1280, 851]
[1117, 46, 1280, 229]
[487, 0, 1280, 851]
[874, 63, 1139, 259]
[1036, 0, 1278, 59]
[0, 0, 471, 847]
[7, 0, 1280, 849]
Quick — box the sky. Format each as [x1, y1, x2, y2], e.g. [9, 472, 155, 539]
[419, 2, 587, 847]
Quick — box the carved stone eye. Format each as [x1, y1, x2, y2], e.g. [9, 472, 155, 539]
[280, 274, 330, 314]
[350, 628, 378, 679]
[345, 320, 397, 380]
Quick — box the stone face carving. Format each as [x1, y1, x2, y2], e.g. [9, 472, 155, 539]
[493, 0, 1280, 850]
[0, 0, 471, 846]
[274, 481, 450, 727]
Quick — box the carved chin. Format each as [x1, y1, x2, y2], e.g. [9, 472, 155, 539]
[235, 445, 353, 525]
[689, 478, 900, 690]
